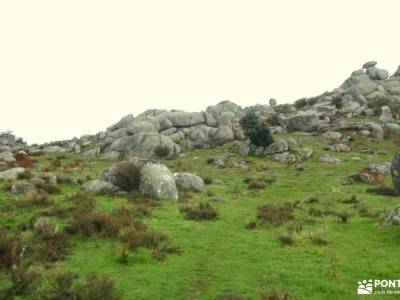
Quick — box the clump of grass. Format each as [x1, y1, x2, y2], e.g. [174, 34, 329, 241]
[217, 294, 245, 300]
[340, 195, 359, 204]
[366, 186, 399, 196]
[308, 208, 324, 217]
[260, 290, 295, 300]
[15, 190, 51, 207]
[6, 266, 39, 298]
[67, 191, 96, 212]
[180, 202, 219, 220]
[118, 250, 129, 265]
[72, 212, 120, 237]
[121, 226, 166, 251]
[78, 273, 121, 300]
[0, 229, 22, 270]
[152, 242, 181, 261]
[306, 196, 319, 204]
[335, 212, 351, 223]
[309, 230, 328, 246]
[257, 203, 294, 225]
[41, 270, 78, 300]
[37, 271, 121, 300]
[244, 220, 257, 230]
[248, 179, 267, 190]
[278, 235, 295, 246]
[287, 222, 303, 233]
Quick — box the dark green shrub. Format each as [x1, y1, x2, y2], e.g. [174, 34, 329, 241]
[239, 112, 274, 147]
[154, 145, 171, 158]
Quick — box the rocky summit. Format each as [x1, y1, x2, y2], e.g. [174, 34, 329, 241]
[1, 62, 400, 299]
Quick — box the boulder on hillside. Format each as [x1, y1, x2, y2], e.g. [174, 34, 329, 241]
[0, 167, 26, 180]
[107, 114, 134, 132]
[110, 133, 181, 159]
[285, 112, 320, 132]
[174, 172, 205, 193]
[43, 146, 67, 153]
[82, 179, 126, 195]
[139, 163, 178, 200]
[379, 106, 393, 124]
[391, 151, 400, 192]
[126, 121, 157, 135]
[0, 151, 16, 163]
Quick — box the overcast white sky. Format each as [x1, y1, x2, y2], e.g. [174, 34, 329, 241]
[1, 0, 400, 144]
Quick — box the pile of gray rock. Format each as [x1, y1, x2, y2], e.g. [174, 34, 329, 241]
[82, 158, 205, 200]
[3, 61, 400, 161]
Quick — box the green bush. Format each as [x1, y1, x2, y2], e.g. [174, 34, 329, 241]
[239, 112, 274, 147]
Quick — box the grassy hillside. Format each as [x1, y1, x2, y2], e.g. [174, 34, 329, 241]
[0, 131, 399, 300]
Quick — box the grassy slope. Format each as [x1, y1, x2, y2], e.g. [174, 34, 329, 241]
[1, 130, 400, 300]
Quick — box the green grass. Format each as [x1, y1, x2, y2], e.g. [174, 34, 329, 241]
[1, 131, 400, 299]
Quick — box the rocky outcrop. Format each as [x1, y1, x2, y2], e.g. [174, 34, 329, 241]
[110, 133, 181, 159]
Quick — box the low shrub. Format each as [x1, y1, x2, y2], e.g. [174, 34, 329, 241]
[203, 177, 213, 185]
[257, 204, 294, 225]
[248, 179, 267, 190]
[107, 160, 143, 191]
[77, 273, 121, 300]
[0, 230, 21, 269]
[121, 226, 166, 251]
[309, 230, 328, 246]
[278, 235, 295, 246]
[340, 195, 359, 204]
[43, 270, 79, 300]
[240, 112, 274, 147]
[308, 208, 324, 217]
[180, 203, 218, 220]
[73, 212, 119, 237]
[15, 154, 36, 168]
[366, 186, 399, 196]
[7, 266, 39, 298]
[16, 190, 51, 207]
[305, 196, 319, 204]
[260, 290, 295, 300]
[244, 220, 257, 230]
[154, 145, 171, 158]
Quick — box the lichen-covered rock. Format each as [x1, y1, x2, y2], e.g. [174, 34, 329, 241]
[139, 163, 178, 200]
[391, 151, 400, 192]
[107, 114, 134, 132]
[174, 172, 205, 193]
[0, 151, 15, 163]
[285, 112, 320, 132]
[0, 167, 26, 180]
[82, 179, 126, 195]
[110, 133, 180, 159]
[11, 182, 36, 194]
[370, 123, 384, 140]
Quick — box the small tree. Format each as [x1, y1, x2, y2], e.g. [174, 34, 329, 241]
[240, 112, 274, 147]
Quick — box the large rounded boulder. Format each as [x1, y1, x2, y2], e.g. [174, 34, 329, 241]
[139, 163, 178, 200]
[174, 172, 205, 193]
